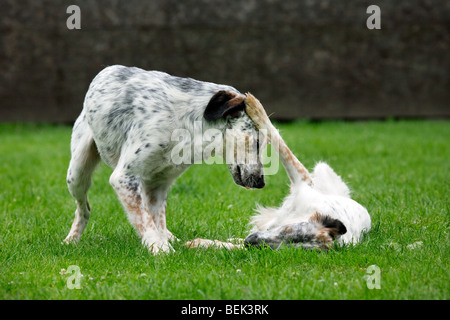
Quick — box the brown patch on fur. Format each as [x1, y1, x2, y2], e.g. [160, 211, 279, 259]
[120, 192, 146, 234]
[142, 207, 157, 231]
[309, 211, 323, 224]
[315, 229, 333, 245]
[227, 95, 245, 108]
[145, 190, 167, 232]
[67, 201, 91, 239]
[244, 93, 270, 130]
[309, 211, 347, 245]
[326, 227, 342, 240]
[185, 238, 203, 248]
[158, 212, 166, 230]
[312, 212, 333, 246]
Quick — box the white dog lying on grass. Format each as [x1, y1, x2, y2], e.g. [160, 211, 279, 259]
[186, 94, 371, 250]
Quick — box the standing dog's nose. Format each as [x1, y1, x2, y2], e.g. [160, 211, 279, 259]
[245, 174, 265, 189]
[254, 176, 265, 189]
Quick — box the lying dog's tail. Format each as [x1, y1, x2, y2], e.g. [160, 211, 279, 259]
[311, 162, 351, 198]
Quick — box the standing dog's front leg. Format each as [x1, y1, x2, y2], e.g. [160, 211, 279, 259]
[141, 183, 174, 253]
[109, 170, 172, 254]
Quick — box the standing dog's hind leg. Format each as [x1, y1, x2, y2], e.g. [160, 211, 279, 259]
[64, 117, 100, 243]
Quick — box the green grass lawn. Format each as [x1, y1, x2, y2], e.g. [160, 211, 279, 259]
[0, 121, 448, 300]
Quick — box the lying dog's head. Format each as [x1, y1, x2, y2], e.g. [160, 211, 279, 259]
[204, 90, 265, 189]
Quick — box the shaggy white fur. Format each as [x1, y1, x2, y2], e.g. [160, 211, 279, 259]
[244, 93, 371, 249]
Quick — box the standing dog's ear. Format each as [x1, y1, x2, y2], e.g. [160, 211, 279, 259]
[204, 90, 246, 121]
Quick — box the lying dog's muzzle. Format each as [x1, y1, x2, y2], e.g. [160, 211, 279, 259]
[244, 232, 261, 247]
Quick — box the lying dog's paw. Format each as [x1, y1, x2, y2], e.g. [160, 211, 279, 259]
[185, 238, 243, 250]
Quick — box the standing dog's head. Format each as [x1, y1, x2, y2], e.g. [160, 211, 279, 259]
[204, 90, 265, 189]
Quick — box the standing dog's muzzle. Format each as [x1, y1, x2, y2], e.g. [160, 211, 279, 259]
[229, 163, 265, 189]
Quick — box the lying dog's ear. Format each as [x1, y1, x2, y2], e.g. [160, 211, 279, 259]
[310, 212, 347, 240]
[204, 90, 245, 121]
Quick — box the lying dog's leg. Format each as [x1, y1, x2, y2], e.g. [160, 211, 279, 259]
[244, 93, 312, 186]
[109, 170, 171, 254]
[64, 116, 100, 243]
[185, 238, 244, 250]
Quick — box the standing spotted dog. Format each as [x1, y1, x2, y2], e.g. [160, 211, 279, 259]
[64, 65, 265, 254]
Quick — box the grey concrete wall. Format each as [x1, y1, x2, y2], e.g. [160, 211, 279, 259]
[0, 0, 449, 122]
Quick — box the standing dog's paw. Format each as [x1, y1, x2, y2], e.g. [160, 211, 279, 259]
[143, 239, 174, 255]
[62, 235, 79, 245]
